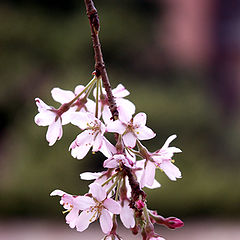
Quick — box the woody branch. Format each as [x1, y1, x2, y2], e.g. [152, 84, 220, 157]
[84, 0, 118, 120]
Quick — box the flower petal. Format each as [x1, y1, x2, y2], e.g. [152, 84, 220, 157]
[66, 208, 79, 228]
[136, 126, 156, 140]
[133, 112, 146, 126]
[100, 209, 112, 234]
[103, 198, 121, 214]
[80, 172, 102, 180]
[112, 84, 129, 98]
[107, 120, 126, 134]
[74, 196, 95, 210]
[122, 132, 136, 148]
[89, 183, 106, 202]
[160, 161, 181, 181]
[120, 200, 135, 228]
[50, 189, 66, 196]
[35, 98, 51, 112]
[51, 88, 75, 104]
[76, 210, 94, 232]
[162, 135, 177, 150]
[70, 112, 93, 129]
[46, 118, 62, 146]
[34, 111, 55, 126]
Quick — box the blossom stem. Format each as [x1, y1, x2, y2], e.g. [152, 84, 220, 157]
[95, 78, 100, 118]
[84, 0, 118, 120]
[68, 76, 97, 106]
[106, 175, 120, 196]
[101, 172, 118, 187]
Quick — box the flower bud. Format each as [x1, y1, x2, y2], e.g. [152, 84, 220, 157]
[164, 217, 184, 229]
[135, 199, 145, 209]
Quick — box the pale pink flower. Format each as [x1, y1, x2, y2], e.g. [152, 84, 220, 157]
[107, 112, 156, 148]
[135, 160, 161, 189]
[34, 98, 64, 146]
[50, 190, 82, 229]
[69, 112, 114, 159]
[75, 183, 121, 234]
[94, 84, 135, 124]
[51, 85, 95, 116]
[120, 199, 135, 228]
[149, 236, 165, 240]
[103, 154, 135, 169]
[140, 135, 182, 188]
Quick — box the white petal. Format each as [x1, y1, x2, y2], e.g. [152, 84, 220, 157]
[160, 161, 181, 181]
[46, 118, 62, 146]
[70, 143, 92, 160]
[50, 189, 66, 196]
[92, 133, 103, 152]
[80, 172, 102, 180]
[145, 161, 156, 186]
[112, 84, 130, 98]
[145, 179, 161, 189]
[103, 198, 121, 214]
[107, 120, 126, 134]
[74, 85, 85, 95]
[102, 105, 112, 125]
[66, 208, 79, 228]
[35, 98, 51, 112]
[100, 209, 112, 234]
[85, 99, 96, 114]
[34, 111, 55, 126]
[162, 135, 177, 150]
[51, 88, 75, 104]
[103, 157, 118, 169]
[100, 137, 116, 158]
[76, 210, 94, 232]
[122, 132, 136, 148]
[136, 126, 156, 140]
[89, 183, 106, 202]
[133, 112, 146, 126]
[70, 112, 93, 129]
[74, 196, 95, 210]
[120, 200, 135, 228]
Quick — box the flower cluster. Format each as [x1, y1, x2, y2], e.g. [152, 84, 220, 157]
[35, 76, 184, 239]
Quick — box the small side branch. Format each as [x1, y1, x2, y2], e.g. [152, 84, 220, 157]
[84, 0, 118, 120]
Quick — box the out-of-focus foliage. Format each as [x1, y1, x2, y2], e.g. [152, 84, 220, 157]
[0, 0, 240, 219]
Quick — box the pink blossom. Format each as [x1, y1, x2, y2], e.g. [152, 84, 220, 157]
[164, 217, 184, 229]
[50, 190, 82, 229]
[34, 98, 64, 146]
[107, 112, 156, 148]
[103, 154, 135, 169]
[140, 135, 182, 188]
[51, 85, 95, 115]
[94, 84, 135, 124]
[76, 183, 121, 234]
[69, 112, 114, 159]
[119, 199, 135, 228]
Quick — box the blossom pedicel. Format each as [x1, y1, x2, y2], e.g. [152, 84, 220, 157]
[34, 0, 184, 239]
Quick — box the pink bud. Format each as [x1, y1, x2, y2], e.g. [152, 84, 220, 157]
[135, 199, 145, 209]
[164, 217, 184, 229]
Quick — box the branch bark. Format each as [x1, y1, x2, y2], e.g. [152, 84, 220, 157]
[84, 0, 118, 120]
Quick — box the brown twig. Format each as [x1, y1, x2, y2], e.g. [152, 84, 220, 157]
[84, 0, 118, 120]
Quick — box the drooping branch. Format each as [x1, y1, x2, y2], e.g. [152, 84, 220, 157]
[84, 0, 118, 120]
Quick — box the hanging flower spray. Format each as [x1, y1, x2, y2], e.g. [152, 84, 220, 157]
[34, 1, 184, 239]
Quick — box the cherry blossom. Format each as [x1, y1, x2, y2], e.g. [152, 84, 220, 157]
[103, 154, 135, 169]
[34, 98, 65, 146]
[51, 85, 95, 116]
[75, 183, 121, 234]
[140, 135, 182, 188]
[94, 84, 136, 124]
[69, 112, 114, 159]
[107, 112, 156, 148]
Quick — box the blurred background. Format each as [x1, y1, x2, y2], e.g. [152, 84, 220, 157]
[0, 0, 240, 239]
